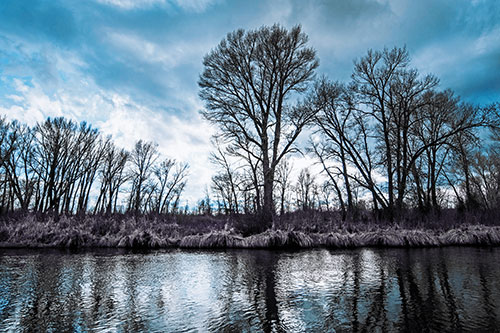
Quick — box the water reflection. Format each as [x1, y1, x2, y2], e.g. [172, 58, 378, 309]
[0, 247, 499, 332]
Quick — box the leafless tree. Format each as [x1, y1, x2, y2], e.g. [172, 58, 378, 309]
[210, 138, 240, 214]
[128, 140, 159, 213]
[295, 168, 317, 211]
[1, 121, 37, 211]
[94, 142, 129, 214]
[152, 158, 189, 214]
[275, 157, 293, 215]
[351, 47, 438, 215]
[312, 80, 387, 216]
[326, 46, 492, 217]
[65, 122, 104, 214]
[199, 24, 319, 226]
[32, 118, 89, 214]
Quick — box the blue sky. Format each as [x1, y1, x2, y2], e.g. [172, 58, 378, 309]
[0, 0, 499, 204]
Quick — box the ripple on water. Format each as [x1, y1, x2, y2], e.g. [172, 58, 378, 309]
[0, 247, 499, 332]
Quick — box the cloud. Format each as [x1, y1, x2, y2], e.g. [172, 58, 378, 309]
[0, 74, 215, 205]
[171, 0, 219, 12]
[95, 0, 167, 10]
[94, 94, 216, 205]
[1, 0, 499, 204]
[95, 0, 219, 12]
[106, 30, 211, 69]
[412, 25, 500, 103]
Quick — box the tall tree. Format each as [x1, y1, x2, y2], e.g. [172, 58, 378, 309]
[32, 117, 86, 214]
[1, 121, 36, 211]
[210, 138, 240, 214]
[295, 168, 317, 211]
[94, 142, 129, 214]
[128, 140, 158, 213]
[350, 46, 488, 216]
[152, 158, 189, 214]
[199, 24, 319, 226]
[275, 157, 292, 215]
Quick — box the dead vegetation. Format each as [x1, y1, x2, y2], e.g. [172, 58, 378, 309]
[1, 213, 499, 249]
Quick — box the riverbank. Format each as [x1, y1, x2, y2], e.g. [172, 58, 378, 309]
[0, 213, 499, 249]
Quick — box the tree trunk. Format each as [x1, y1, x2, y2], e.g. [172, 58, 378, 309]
[262, 166, 274, 227]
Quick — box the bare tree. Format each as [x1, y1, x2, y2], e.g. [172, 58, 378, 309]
[0, 121, 36, 211]
[312, 80, 388, 216]
[152, 158, 189, 214]
[319, 181, 335, 212]
[409, 90, 457, 211]
[351, 47, 437, 215]
[0, 119, 21, 212]
[275, 157, 293, 215]
[313, 80, 355, 213]
[210, 138, 240, 214]
[128, 140, 159, 213]
[67, 122, 104, 214]
[199, 24, 319, 226]
[295, 168, 317, 211]
[32, 117, 89, 214]
[94, 142, 129, 214]
[343, 46, 489, 216]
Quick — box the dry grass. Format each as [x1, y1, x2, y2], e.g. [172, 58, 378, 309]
[0, 212, 499, 249]
[179, 231, 245, 248]
[242, 230, 314, 248]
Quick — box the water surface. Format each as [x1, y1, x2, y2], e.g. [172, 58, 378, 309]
[1, 247, 499, 332]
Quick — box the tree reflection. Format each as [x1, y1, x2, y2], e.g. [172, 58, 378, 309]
[261, 252, 282, 333]
[1, 248, 500, 332]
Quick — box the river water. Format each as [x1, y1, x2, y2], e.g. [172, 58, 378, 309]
[0, 247, 499, 332]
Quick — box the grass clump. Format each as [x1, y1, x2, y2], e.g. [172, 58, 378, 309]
[0, 211, 499, 249]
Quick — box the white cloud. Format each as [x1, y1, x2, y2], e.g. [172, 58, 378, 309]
[96, 96, 216, 205]
[95, 0, 167, 10]
[258, 0, 293, 26]
[1, 79, 66, 126]
[96, 0, 218, 12]
[171, 0, 219, 12]
[0, 75, 215, 205]
[106, 30, 212, 70]
[473, 26, 500, 56]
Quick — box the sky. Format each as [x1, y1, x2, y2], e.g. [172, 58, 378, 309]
[0, 0, 499, 206]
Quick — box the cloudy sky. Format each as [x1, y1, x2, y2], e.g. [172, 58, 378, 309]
[0, 0, 499, 205]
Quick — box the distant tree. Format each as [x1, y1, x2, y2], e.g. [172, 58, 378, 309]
[0, 118, 12, 165]
[67, 122, 103, 214]
[469, 150, 500, 209]
[1, 121, 36, 211]
[295, 168, 317, 211]
[32, 117, 93, 214]
[199, 24, 319, 226]
[152, 158, 189, 214]
[210, 138, 240, 214]
[0, 119, 19, 212]
[94, 142, 129, 214]
[197, 187, 213, 215]
[128, 140, 159, 213]
[275, 157, 293, 215]
[227, 138, 262, 214]
[319, 181, 335, 212]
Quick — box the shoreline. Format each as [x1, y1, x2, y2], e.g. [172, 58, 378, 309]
[1, 225, 499, 250]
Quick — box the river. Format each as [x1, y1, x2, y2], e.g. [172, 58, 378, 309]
[0, 247, 499, 332]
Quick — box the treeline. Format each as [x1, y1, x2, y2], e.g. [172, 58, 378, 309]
[0, 117, 188, 215]
[1, 24, 499, 225]
[199, 24, 500, 223]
